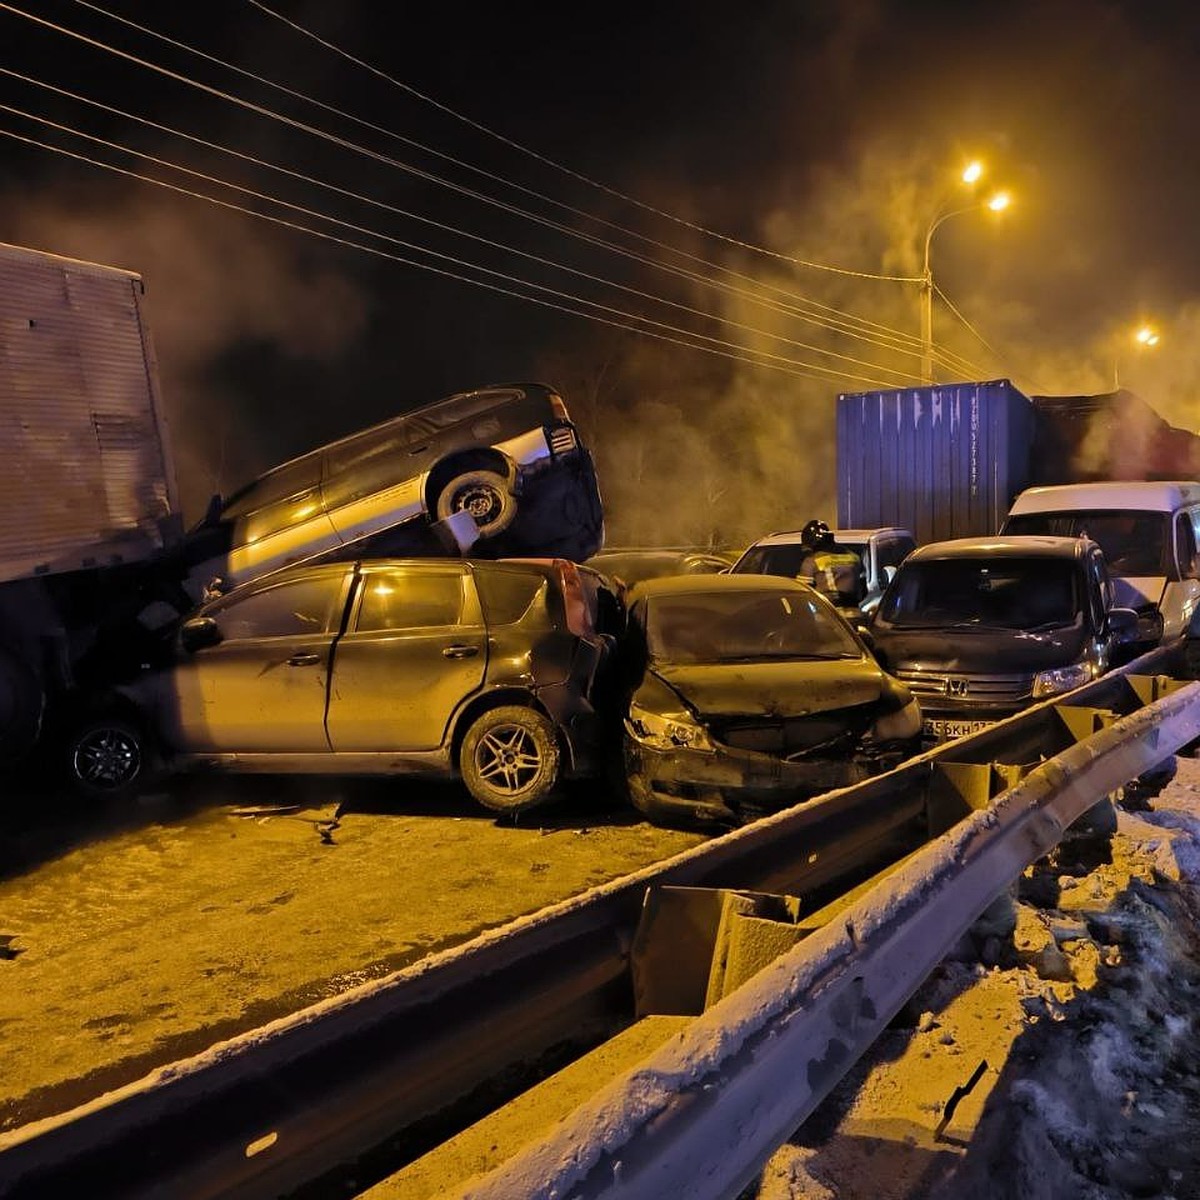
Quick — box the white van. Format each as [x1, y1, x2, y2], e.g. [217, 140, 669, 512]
[1000, 480, 1200, 657]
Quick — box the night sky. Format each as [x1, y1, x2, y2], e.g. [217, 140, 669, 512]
[2, 0, 1199, 540]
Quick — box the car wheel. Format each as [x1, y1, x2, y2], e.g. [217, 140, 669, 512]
[460, 705, 561, 813]
[435, 470, 517, 539]
[68, 716, 145, 799]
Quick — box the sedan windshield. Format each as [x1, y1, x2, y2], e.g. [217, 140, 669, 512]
[878, 558, 1081, 630]
[641, 589, 862, 664]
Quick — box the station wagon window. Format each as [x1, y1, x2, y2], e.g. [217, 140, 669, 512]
[220, 458, 321, 521]
[406, 389, 520, 436]
[322, 419, 412, 509]
[210, 576, 345, 640]
[356, 571, 465, 632]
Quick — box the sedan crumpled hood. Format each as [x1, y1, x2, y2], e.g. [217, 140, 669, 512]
[872, 624, 1088, 674]
[650, 657, 887, 720]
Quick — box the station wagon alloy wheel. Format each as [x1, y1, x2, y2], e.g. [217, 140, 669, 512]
[71, 719, 143, 795]
[460, 705, 561, 813]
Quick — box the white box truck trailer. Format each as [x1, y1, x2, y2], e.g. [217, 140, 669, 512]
[0, 242, 181, 759]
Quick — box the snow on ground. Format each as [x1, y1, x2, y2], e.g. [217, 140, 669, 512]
[754, 757, 1200, 1200]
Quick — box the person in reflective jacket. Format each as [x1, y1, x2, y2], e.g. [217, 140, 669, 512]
[797, 520, 867, 608]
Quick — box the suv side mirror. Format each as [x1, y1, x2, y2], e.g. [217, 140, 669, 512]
[180, 616, 223, 653]
[1106, 607, 1144, 645]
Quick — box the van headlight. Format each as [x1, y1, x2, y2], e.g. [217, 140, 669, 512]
[626, 703, 715, 752]
[870, 696, 922, 743]
[1032, 662, 1093, 698]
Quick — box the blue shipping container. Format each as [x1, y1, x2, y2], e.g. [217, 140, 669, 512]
[836, 380, 1034, 545]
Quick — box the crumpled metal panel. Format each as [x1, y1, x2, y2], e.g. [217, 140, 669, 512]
[0, 244, 177, 583]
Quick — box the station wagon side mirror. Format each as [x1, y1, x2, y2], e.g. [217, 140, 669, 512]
[180, 616, 223, 653]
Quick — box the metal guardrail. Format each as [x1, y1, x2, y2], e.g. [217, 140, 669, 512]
[0, 650, 1189, 1199]
[450, 674, 1200, 1199]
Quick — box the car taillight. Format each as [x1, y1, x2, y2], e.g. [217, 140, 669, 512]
[549, 393, 571, 422]
[555, 559, 595, 638]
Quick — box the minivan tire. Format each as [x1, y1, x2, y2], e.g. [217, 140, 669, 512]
[460, 705, 561, 813]
[68, 715, 146, 800]
[435, 470, 518, 538]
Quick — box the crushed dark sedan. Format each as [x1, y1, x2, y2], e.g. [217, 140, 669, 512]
[620, 575, 922, 827]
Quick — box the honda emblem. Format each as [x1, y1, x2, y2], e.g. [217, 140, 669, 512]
[946, 677, 970, 697]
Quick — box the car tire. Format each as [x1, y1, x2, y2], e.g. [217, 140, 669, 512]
[67, 715, 146, 800]
[460, 705, 561, 814]
[435, 470, 518, 539]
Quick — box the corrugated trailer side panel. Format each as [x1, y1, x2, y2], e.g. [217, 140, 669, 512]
[836, 380, 1033, 544]
[0, 243, 178, 584]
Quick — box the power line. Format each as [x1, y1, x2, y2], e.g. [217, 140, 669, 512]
[1, 3, 981, 381]
[933, 282, 1049, 393]
[62, 0, 939, 352]
[1, 70, 928, 386]
[0, 120, 909, 390]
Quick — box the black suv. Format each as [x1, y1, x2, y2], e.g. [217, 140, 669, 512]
[869, 536, 1139, 742]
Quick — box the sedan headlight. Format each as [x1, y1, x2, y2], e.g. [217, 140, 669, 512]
[1032, 662, 1094, 698]
[626, 703, 716, 752]
[869, 695, 922, 743]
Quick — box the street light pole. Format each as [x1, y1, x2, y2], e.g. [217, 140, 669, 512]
[919, 193, 1011, 384]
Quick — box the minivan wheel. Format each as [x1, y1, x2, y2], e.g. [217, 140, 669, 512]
[460, 705, 561, 813]
[69, 717, 145, 799]
[435, 470, 518, 538]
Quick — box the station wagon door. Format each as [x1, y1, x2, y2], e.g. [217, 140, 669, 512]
[167, 571, 351, 752]
[326, 565, 486, 752]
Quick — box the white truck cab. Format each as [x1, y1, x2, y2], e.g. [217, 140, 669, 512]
[1001, 480, 1200, 654]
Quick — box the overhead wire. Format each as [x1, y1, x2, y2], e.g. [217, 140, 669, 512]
[932, 281, 1018, 380]
[244, 0, 921, 283]
[0, 2, 983, 382]
[0, 69, 928, 386]
[0, 116, 909, 389]
[61, 0, 949, 361]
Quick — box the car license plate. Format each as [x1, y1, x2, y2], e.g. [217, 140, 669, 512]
[924, 718, 993, 742]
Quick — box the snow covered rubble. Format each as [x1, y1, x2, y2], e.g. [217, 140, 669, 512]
[754, 756, 1200, 1200]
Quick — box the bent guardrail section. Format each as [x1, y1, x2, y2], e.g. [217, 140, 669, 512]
[448, 679, 1200, 1200]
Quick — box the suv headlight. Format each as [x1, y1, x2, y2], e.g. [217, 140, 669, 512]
[1032, 662, 1093, 698]
[869, 695, 922, 743]
[626, 703, 715, 752]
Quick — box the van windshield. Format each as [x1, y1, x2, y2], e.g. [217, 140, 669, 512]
[878, 558, 1081, 631]
[1003, 510, 1169, 576]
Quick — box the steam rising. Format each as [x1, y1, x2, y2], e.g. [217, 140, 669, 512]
[3, 0, 1198, 549]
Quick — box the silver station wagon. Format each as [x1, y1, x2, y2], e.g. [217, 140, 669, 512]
[181, 383, 605, 595]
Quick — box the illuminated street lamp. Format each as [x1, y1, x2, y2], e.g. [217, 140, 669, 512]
[1114, 324, 1162, 387]
[920, 169, 1011, 383]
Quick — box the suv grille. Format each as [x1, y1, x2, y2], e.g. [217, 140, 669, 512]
[894, 668, 1035, 704]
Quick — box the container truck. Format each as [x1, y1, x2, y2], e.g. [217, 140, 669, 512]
[836, 380, 1200, 544]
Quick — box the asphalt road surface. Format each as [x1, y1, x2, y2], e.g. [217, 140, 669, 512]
[0, 771, 707, 1131]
